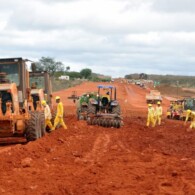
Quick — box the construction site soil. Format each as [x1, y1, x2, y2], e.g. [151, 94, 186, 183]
[0, 82, 195, 195]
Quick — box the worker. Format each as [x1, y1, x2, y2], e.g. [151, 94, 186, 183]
[146, 104, 156, 127]
[53, 96, 67, 130]
[41, 100, 54, 132]
[184, 109, 195, 129]
[102, 90, 110, 101]
[105, 91, 110, 101]
[155, 101, 163, 125]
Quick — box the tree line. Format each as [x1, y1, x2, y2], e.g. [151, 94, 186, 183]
[34, 56, 93, 79]
[125, 73, 195, 87]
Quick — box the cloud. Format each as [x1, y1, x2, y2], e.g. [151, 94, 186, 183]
[0, 0, 195, 77]
[152, 0, 195, 13]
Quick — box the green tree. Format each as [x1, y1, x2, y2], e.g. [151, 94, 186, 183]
[36, 57, 64, 76]
[139, 73, 148, 80]
[125, 74, 132, 79]
[80, 68, 92, 79]
[66, 71, 81, 79]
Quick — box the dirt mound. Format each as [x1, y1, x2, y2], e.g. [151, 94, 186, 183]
[0, 82, 194, 195]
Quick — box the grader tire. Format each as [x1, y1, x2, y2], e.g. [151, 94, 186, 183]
[39, 111, 46, 136]
[25, 112, 40, 142]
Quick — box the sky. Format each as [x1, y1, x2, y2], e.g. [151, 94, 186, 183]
[0, 0, 195, 77]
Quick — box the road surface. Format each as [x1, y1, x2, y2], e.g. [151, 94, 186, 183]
[0, 82, 194, 195]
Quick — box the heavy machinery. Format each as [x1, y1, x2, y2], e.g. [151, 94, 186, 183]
[0, 58, 49, 142]
[180, 97, 195, 120]
[146, 90, 162, 104]
[86, 85, 122, 128]
[68, 91, 79, 103]
[29, 70, 53, 109]
[29, 70, 53, 132]
[166, 100, 183, 120]
[76, 92, 97, 120]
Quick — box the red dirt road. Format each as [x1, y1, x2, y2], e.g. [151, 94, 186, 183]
[0, 82, 194, 195]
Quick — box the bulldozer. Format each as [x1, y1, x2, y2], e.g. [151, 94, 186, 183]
[0, 58, 51, 142]
[86, 85, 122, 128]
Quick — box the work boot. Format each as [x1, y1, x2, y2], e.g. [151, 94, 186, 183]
[48, 128, 55, 133]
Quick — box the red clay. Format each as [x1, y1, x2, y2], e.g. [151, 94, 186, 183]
[0, 82, 194, 195]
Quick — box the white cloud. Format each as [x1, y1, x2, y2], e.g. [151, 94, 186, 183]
[0, 0, 195, 77]
[152, 0, 195, 13]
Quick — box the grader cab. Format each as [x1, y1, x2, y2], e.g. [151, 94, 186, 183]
[0, 58, 49, 142]
[29, 71, 53, 109]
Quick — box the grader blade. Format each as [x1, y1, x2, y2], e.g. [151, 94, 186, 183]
[0, 137, 26, 145]
[0, 120, 15, 137]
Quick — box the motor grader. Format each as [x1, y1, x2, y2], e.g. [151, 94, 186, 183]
[86, 85, 122, 128]
[0, 58, 50, 142]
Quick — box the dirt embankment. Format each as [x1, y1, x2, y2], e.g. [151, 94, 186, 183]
[0, 82, 194, 195]
[156, 85, 195, 98]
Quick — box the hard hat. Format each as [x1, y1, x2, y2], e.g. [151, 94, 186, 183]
[187, 109, 191, 114]
[41, 100, 46, 105]
[148, 104, 152, 107]
[157, 101, 161, 105]
[55, 96, 60, 100]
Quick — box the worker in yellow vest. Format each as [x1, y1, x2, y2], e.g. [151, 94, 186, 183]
[41, 100, 54, 131]
[146, 104, 155, 127]
[184, 109, 195, 129]
[155, 101, 163, 125]
[53, 96, 67, 130]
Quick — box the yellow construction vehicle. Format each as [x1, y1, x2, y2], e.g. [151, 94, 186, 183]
[0, 58, 51, 142]
[180, 98, 195, 121]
